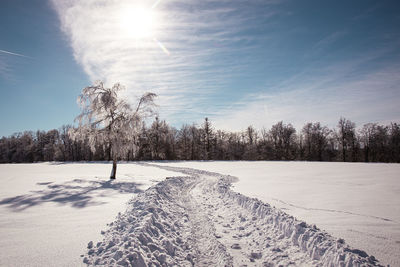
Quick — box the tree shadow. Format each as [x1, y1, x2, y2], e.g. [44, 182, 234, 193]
[0, 179, 143, 212]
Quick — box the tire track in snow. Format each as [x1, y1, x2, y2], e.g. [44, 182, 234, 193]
[83, 163, 382, 266]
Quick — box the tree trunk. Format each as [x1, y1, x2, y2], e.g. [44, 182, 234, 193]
[108, 144, 112, 161]
[110, 159, 117, 179]
[342, 138, 346, 162]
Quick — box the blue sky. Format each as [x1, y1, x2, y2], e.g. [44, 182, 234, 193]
[1, 0, 399, 137]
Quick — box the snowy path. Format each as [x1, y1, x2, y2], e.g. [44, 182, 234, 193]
[84, 164, 381, 266]
[154, 161, 400, 267]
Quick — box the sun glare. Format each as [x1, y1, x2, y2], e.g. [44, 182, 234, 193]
[119, 6, 157, 39]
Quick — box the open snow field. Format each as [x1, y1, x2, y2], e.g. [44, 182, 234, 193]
[157, 161, 400, 267]
[0, 163, 184, 267]
[0, 161, 398, 266]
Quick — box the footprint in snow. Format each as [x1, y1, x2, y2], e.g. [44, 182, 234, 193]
[271, 247, 282, 252]
[231, 243, 241, 249]
[250, 252, 262, 259]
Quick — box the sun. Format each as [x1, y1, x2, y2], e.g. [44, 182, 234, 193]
[119, 5, 158, 39]
[116, 2, 170, 55]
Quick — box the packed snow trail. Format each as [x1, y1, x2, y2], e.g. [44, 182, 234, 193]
[83, 164, 382, 266]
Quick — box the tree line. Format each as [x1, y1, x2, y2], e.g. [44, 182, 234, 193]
[1, 117, 399, 163]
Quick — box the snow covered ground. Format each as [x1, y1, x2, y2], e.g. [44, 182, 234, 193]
[0, 161, 398, 266]
[0, 163, 184, 267]
[156, 161, 400, 267]
[84, 163, 382, 266]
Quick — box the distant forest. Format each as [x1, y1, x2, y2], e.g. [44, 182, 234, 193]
[1, 117, 399, 163]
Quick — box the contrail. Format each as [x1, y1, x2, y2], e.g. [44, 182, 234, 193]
[0, 49, 32, 58]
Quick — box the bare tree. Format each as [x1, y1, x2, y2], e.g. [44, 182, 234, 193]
[148, 117, 170, 159]
[177, 124, 191, 159]
[189, 124, 200, 160]
[389, 123, 400, 162]
[359, 123, 376, 162]
[70, 81, 156, 179]
[4, 112, 400, 164]
[302, 122, 330, 161]
[269, 121, 297, 160]
[337, 117, 356, 162]
[244, 126, 258, 160]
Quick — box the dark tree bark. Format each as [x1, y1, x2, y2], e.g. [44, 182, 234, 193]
[110, 158, 117, 179]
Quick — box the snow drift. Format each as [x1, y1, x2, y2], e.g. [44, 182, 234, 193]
[83, 164, 381, 266]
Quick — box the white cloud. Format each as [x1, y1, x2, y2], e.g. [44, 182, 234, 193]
[50, 0, 274, 120]
[213, 63, 400, 131]
[50, 0, 399, 132]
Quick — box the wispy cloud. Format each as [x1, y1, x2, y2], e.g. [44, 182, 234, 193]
[0, 59, 11, 80]
[50, 0, 280, 119]
[50, 0, 399, 131]
[0, 49, 32, 58]
[0, 49, 32, 81]
[352, 3, 381, 21]
[310, 31, 347, 55]
[213, 59, 400, 131]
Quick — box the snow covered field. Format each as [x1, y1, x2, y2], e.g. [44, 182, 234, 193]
[0, 163, 184, 267]
[0, 161, 398, 266]
[157, 161, 400, 267]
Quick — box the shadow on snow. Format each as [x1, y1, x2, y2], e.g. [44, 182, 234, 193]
[0, 178, 143, 211]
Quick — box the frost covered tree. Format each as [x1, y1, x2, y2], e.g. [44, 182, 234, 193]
[70, 81, 157, 179]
